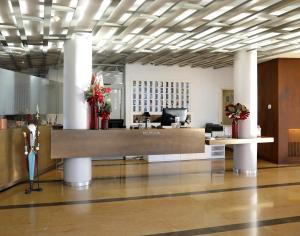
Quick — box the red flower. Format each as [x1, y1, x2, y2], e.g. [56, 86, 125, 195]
[105, 88, 111, 94]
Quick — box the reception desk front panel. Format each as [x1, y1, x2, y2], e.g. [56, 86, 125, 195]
[51, 128, 205, 159]
[0, 126, 55, 190]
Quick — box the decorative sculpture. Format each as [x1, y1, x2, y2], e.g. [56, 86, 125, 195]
[22, 105, 42, 194]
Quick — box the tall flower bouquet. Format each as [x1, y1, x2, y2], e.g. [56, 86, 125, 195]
[84, 74, 112, 129]
[225, 103, 250, 138]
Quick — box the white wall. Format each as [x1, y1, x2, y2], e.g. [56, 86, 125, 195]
[48, 67, 64, 82]
[125, 64, 233, 128]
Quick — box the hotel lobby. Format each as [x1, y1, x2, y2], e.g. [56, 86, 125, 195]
[1, 0, 300, 235]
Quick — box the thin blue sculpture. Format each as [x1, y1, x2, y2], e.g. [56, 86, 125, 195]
[23, 106, 42, 194]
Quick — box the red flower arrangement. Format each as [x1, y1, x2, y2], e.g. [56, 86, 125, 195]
[225, 103, 250, 120]
[84, 74, 112, 129]
[225, 103, 250, 138]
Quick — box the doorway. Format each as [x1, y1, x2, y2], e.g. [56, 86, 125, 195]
[222, 89, 234, 125]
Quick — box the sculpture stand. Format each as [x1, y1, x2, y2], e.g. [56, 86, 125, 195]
[23, 115, 43, 194]
[25, 160, 43, 194]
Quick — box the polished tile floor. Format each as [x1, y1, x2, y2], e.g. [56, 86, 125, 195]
[1, 154, 300, 236]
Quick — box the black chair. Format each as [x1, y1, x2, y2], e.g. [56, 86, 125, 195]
[205, 123, 223, 133]
[109, 119, 125, 128]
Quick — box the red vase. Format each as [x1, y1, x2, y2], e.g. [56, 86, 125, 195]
[232, 119, 238, 138]
[90, 104, 99, 130]
[101, 118, 109, 130]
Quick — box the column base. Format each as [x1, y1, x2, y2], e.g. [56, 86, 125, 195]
[64, 180, 91, 188]
[233, 168, 257, 177]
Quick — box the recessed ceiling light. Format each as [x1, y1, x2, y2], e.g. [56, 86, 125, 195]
[151, 44, 163, 50]
[251, 5, 268, 11]
[244, 28, 268, 37]
[244, 32, 280, 44]
[8, 0, 14, 13]
[57, 41, 64, 48]
[77, 0, 90, 22]
[176, 39, 193, 47]
[270, 4, 300, 16]
[203, 6, 233, 20]
[39, 4, 44, 18]
[1, 30, 9, 37]
[113, 44, 122, 51]
[19, 0, 28, 14]
[227, 13, 251, 23]
[189, 42, 205, 50]
[151, 28, 168, 37]
[174, 9, 196, 22]
[94, 0, 111, 20]
[193, 27, 221, 39]
[286, 14, 300, 21]
[213, 38, 240, 48]
[161, 33, 184, 44]
[97, 40, 107, 48]
[153, 2, 174, 16]
[122, 34, 135, 42]
[65, 12, 74, 22]
[132, 27, 143, 34]
[227, 27, 245, 34]
[118, 13, 132, 24]
[280, 31, 300, 40]
[103, 28, 118, 39]
[183, 26, 196, 32]
[225, 43, 244, 50]
[282, 27, 299, 31]
[69, 0, 78, 8]
[206, 34, 228, 43]
[129, 0, 145, 11]
[52, 16, 61, 22]
[135, 38, 151, 48]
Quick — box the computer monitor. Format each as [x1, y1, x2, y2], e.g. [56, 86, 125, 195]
[161, 108, 188, 126]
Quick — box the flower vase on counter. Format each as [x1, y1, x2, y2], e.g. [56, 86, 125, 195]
[101, 117, 109, 130]
[225, 103, 250, 139]
[84, 74, 112, 130]
[231, 119, 238, 139]
[89, 104, 99, 130]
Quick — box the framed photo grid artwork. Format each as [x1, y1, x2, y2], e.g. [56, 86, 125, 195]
[132, 80, 191, 114]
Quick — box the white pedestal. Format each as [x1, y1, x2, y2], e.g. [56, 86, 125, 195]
[233, 50, 258, 176]
[63, 33, 92, 186]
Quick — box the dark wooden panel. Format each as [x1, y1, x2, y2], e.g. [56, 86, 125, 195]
[278, 59, 300, 163]
[258, 58, 300, 164]
[258, 59, 278, 163]
[51, 128, 205, 159]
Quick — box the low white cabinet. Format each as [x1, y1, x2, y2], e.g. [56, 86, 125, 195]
[145, 145, 225, 162]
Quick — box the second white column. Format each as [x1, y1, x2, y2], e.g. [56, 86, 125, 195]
[233, 49, 258, 176]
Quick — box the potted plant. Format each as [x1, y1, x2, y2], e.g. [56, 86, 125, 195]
[225, 103, 250, 138]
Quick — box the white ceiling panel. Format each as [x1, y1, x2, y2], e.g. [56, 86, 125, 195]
[0, 0, 300, 76]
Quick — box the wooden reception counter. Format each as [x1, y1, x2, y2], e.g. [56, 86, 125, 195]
[0, 126, 56, 191]
[51, 128, 205, 159]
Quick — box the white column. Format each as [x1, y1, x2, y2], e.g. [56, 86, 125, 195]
[233, 50, 258, 176]
[63, 33, 92, 186]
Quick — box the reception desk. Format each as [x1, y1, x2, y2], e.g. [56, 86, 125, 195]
[51, 128, 205, 159]
[0, 126, 56, 191]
